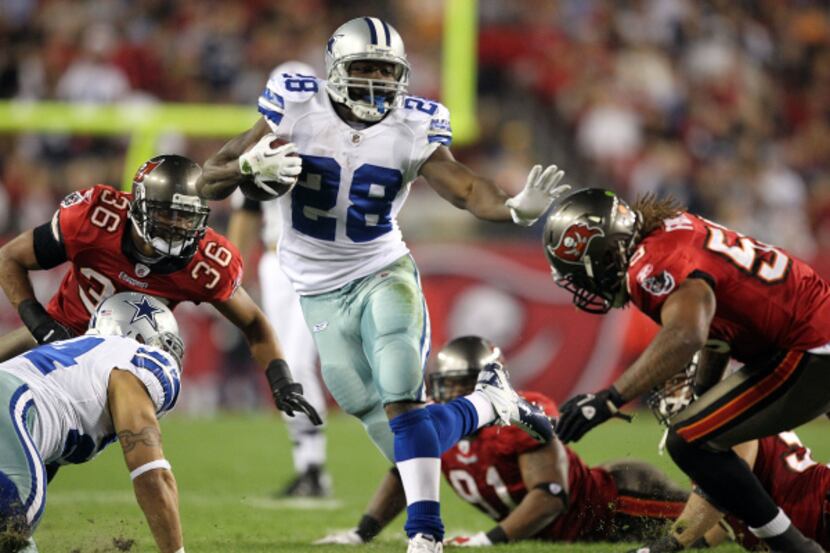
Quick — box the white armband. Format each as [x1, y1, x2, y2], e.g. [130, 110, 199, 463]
[130, 459, 172, 481]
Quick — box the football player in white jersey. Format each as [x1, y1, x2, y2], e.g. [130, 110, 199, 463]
[228, 59, 331, 499]
[0, 292, 186, 553]
[198, 17, 562, 552]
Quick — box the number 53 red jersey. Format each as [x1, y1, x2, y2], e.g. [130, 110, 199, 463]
[626, 213, 830, 364]
[45, 184, 243, 334]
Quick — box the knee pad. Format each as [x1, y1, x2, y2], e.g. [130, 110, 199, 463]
[372, 335, 424, 402]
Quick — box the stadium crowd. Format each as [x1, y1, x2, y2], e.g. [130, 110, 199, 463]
[0, 1, 828, 254]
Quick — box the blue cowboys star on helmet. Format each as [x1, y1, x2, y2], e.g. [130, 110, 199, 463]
[127, 296, 164, 330]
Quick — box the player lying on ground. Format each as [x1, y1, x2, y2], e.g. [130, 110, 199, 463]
[0, 292, 187, 553]
[546, 189, 830, 553]
[0, 154, 320, 433]
[197, 16, 561, 553]
[315, 336, 687, 547]
[631, 358, 830, 552]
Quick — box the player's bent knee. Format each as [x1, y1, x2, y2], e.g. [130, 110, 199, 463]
[373, 338, 423, 402]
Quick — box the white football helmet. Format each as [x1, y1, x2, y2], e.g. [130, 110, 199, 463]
[87, 292, 184, 369]
[325, 17, 410, 122]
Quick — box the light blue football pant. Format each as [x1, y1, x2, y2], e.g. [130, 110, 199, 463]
[300, 255, 430, 461]
[0, 371, 44, 552]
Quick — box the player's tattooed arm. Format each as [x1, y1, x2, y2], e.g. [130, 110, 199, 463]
[419, 146, 514, 222]
[109, 369, 184, 552]
[117, 427, 162, 453]
[198, 118, 271, 200]
[614, 278, 716, 403]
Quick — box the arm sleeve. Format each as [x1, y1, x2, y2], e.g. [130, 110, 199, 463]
[125, 346, 182, 415]
[407, 100, 453, 180]
[32, 212, 67, 269]
[55, 187, 99, 260]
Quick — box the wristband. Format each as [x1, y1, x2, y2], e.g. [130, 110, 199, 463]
[485, 525, 508, 544]
[18, 299, 50, 332]
[130, 459, 172, 481]
[265, 359, 292, 390]
[355, 514, 382, 542]
[607, 385, 626, 408]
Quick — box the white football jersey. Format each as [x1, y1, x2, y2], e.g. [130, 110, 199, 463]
[258, 72, 453, 294]
[0, 335, 181, 465]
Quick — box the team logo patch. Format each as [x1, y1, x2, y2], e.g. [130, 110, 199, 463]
[133, 158, 163, 184]
[548, 222, 605, 265]
[60, 190, 90, 208]
[640, 270, 676, 296]
[312, 321, 329, 333]
[127, 296, 164, 330]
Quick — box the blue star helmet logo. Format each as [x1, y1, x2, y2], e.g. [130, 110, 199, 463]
[127, 296, 164, 331]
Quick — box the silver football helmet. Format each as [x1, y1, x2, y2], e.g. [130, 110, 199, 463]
[87, 292, 184, 369]
[129, 154, 210, 260]
[325, 17, 410, 122]
[646, 352, 700, 427]
[429, 336, 504, 403]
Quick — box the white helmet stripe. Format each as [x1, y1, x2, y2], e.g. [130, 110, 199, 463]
[367, 17, 388, 47]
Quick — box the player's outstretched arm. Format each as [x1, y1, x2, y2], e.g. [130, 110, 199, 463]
[0, 228, 73, 347]
[558, 278, 716, 444]
[315, 467, 406, 544]
[197, 118, 270, 200]
[213, 287, 322, 424]
[613, 278, 716, 402]
[420, 147, 569, 225]
[109, 369, 183, 553]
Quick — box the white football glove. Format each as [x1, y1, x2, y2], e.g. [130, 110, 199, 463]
[505, 164, 570, 226]
[238, 133, 303, 186]
[446, 532, 493, 547]
[312, 529, 365, 545]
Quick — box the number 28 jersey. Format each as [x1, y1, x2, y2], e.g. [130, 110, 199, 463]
[45, 185, 242, 334]
[258, 73, 452, 295]
[626, 213, 830, 363]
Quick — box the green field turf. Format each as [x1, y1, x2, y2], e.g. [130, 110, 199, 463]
[36, 411, 830, 552]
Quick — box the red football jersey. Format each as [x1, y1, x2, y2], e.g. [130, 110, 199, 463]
[440, 391, 619, 541]
[746, 433, 830, 550]
[627, 213, 830, 363]
[45, 185, 243, 333]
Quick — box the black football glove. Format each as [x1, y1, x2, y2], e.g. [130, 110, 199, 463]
[266, 359, 323, 425]
[556, 386, 631, 444]
[18, 299, 74, 344]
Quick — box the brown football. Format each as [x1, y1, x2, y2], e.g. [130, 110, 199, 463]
[239, 138, 300, 201]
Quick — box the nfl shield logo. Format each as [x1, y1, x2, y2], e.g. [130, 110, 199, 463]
[135, 263, 150, 278]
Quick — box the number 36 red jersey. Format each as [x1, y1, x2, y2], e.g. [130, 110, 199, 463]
[626, 213, 830, 364]
[44, 184, 242, 334]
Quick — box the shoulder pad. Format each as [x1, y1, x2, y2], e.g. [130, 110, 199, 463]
[400, 96, 452, 146]
[259, 73, 321, 127]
